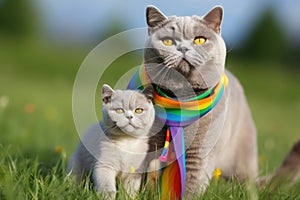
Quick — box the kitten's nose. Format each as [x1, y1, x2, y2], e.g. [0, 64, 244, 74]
[177, 44, 189, 54]
[126, 111, 133, 120]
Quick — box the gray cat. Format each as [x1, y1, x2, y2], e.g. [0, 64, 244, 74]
[68, 84, 155, 199]
[144, 5, 300, 198]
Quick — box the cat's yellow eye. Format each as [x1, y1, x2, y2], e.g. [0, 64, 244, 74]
[194, 37, 206, 45]
[115, 108, 124, 114]
[135, 108, 144, 114]
[162, 39, 174, 46]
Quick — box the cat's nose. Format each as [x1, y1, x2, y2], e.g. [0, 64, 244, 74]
[177, 44, 189, 54]
[126, 111, 134, 120]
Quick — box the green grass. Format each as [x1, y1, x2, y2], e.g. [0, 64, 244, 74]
[0, 36, 300, 199]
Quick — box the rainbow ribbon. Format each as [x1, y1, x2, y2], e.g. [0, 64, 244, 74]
[127, 65, 228, 199]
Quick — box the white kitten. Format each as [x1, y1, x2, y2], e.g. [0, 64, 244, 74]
[68, 84, 155, 199]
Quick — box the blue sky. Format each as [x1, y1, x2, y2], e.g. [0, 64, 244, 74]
[35, 0, 300, 46]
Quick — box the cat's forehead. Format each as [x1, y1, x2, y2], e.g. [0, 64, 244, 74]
[111, 90, 149, 108]
[156, 16, 212, 38]
[113, 90, 145, 100]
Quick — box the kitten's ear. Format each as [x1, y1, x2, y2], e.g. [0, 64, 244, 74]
[202, 6, 223, 34]
[146, 5, 167, 28]
[142, 86, 154, 103]
[102, 84, 115, 104]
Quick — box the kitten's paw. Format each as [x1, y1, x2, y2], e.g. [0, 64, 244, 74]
[147, 159, 161, 190]
[99, 190, 116, 200]
[122, 174, 142, 198]
[93, 167, 117, 199]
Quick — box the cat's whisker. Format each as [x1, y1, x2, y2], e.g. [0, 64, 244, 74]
[157, 67, 171, 87]
[146, 65, 170, 84]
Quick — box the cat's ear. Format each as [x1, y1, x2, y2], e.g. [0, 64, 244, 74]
[202, 6, 223, 34]
[102, 84, 115, 104]
[146, 5, 167, 28]
[142, 85, 154, 103]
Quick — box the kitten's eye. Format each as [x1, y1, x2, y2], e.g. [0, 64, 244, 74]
[194, 37, 206, 45]
[135, 108, 144, 114]
[162, 39, 174, 46]
[115, 108, 124, 114]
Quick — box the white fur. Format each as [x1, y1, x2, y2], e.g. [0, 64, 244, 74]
[68, 88, 155, 199]
[68, 123, 149, 198]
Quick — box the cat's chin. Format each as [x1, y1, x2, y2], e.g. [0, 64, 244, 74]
[175, 58, 192, 75]
[120, 126, 149, 138]
[120, 124, 134, 133]
[120, 124, 141, 136]
[153, 84, 209, 100]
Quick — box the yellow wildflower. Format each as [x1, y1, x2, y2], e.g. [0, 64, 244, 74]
[55, 146, 63, 153]
[130, 166, 135, 173]
[213, 168, 222, 181]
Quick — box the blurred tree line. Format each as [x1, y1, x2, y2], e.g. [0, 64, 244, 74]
[0, 0, 36, 37]
[234, 9, 300, 68]
[0, 1, 299, 68]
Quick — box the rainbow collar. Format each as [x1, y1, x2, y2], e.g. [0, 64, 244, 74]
[127, 65, 228, 199]
[153, 74, 228, 126]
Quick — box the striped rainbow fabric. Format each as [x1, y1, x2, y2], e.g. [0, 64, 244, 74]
[127, 65, 228, 199]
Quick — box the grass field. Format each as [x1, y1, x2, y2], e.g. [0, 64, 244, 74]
[0, 37, 300, 199]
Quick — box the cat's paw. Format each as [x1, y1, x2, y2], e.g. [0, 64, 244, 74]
[99, 190, 116, 200]
[122, 174, 142, 198]
[147, 159, 161, 190]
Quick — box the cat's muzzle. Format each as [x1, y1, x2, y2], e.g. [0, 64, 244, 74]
[176, 58, 192, 75]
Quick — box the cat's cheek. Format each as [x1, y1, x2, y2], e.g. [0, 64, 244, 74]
[152, 41, 172, 54]
[116, 119, 128, 128]
[141, 116, 151, 126]
[107, 111, 117, 120]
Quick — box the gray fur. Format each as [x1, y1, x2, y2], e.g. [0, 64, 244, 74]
[145, 6, 226, 99]
[145, 6, 258, 197]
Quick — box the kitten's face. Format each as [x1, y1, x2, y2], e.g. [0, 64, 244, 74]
[102, 85, 155, 137]
[145, 6, 226, 97]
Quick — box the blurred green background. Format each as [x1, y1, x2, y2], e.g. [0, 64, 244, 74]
[0, 0, 299, 198]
